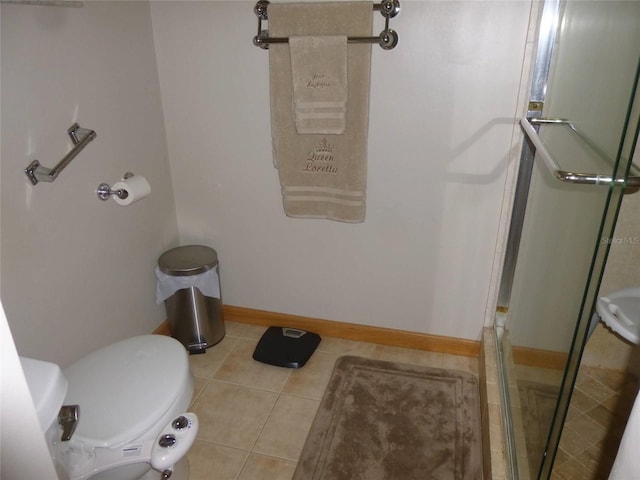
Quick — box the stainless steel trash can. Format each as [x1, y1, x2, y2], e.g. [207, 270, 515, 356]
[158, 245, 225, 354]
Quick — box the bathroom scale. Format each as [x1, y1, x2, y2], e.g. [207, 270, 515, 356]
[253, 326, 321, 368]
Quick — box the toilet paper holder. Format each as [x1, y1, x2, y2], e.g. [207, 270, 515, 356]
[96, 172, 134, 201]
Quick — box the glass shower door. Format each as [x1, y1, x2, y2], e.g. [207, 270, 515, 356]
[498, 1, 640, 478]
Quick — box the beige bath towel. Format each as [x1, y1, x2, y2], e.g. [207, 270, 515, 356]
[290, 35, 348, 134]
[269, 2, 372, 223]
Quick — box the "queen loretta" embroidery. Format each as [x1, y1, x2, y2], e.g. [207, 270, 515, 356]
[303, 138, 338, 174]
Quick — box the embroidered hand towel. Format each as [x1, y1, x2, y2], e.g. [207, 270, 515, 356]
[290, 35, 348, 135]
[268, 2, 372, 223]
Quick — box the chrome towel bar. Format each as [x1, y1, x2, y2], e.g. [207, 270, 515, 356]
[25, 123, 96, 186]
[253, 0, 400, 50]
[520, 117, 640, 187]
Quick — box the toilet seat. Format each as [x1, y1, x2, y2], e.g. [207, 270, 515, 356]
[63, 335, 191, 449]
[596, 287, 640, 345]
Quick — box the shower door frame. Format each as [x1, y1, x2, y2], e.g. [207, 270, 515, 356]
[495, 0, 640, 478]
[495, 1, 561, 475]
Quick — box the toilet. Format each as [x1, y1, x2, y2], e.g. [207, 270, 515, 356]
[20, 335, 198, 480]
[590, 286, 640, 344]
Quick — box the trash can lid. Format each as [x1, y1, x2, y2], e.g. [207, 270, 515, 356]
[158, 245, 218, 276]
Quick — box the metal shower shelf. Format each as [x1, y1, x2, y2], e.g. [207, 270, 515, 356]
[253, 0, 400, 50]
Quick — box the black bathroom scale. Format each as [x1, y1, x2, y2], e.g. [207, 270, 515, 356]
[253, 326, 321, 368]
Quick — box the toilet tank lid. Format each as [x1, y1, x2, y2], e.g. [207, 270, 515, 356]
[62, 335, 190, 449]
[19, 356, 68, 433]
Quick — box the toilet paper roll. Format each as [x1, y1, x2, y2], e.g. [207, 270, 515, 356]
[112, 176, 151, 206]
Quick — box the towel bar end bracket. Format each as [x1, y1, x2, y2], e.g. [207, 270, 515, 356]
[25, 160, 49, 186]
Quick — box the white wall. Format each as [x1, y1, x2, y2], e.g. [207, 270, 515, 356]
[1, 1, 179, 366]
[0, 6, 54, 480]
[150, 0, 532, 341]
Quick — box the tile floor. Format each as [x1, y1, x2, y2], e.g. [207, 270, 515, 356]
[511, 362, 639, 480]
[511, 363, 564, 479]
[186, 320, 480, 480]
[551, 365, 639, 480]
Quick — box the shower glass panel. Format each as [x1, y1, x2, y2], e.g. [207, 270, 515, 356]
[498, 1, 640, 478]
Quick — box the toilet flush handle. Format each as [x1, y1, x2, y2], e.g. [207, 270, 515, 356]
[58, 405, 80, 441]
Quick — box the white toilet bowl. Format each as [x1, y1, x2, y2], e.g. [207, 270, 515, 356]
[21, 335, 198, 480]
[595, 286, 640, 344]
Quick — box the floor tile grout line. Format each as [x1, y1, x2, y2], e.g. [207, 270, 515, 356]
[193, 434, 256, 454]
[575, 382, 613, 404]
[224, 327, 297, 458]
[188, 336, 239, 407]
[193, 437, 254, 460]
[189, 377, 209, 410]
[232, 449, 252, 480]
[204, 374, 292, 394]
[279, 390, 326, 403]
[246, 390, 285, 458]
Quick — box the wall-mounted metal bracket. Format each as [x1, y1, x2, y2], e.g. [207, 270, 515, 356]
[25, 123, 96, 185]
[96, 172, 134, 201]
[253, 0, 400, 50]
